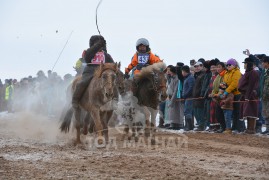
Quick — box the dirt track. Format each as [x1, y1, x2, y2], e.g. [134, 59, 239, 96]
[0, 112, 269, 179]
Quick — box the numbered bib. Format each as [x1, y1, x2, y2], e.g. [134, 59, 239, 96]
[91, 51, 105, 64]
[137, 53, 149, 64]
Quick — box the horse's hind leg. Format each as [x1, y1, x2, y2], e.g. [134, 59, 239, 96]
[74, 108, 82, 144]
[121, 124, 129, 141]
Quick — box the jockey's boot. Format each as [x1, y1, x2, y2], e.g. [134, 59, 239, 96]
[72, 73, 93, 109]
[72, 81, 88, 109]
[245, 117, 257, 134]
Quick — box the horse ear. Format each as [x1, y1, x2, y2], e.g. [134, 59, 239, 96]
[114, 62, 118, 72]
[117, 62, 121, 69]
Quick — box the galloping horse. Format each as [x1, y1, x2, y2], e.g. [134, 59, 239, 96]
[60, 63, 119, 145]
[123, 62, 167, 139]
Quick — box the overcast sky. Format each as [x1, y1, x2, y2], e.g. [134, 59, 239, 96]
[1, 0, 269, 80]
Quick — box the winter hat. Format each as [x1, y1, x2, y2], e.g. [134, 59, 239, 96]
[209, 59, 220, 66]
[190, 59, 196, 66]
[256, 54, 266, 60]
[242, 57, 255, 64]
[176, 62, 184, 67]
[169, 66, 177, 74]
[198, 58, 205, 64]
[262, 56, 269, 63]
[194, 61, 203, 67]
[89, 35, 105, 47]
[226, 58, 237, 66]
[136, 38, 150, 52]
[203, 60, 211, 69]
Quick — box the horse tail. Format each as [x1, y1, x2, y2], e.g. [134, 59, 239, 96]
[60, 107, 74, 133]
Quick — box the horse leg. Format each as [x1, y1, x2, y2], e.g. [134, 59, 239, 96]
[101, 112, 110, 143]
[132, 122, 140, 142]
[83, 112, 90, 135]
[121, 124, 129, 141]
[149, 107, 158, 145]
[90, 108, 104, 145]
[143, 106, 151, 137]
[74, 108, 82, 144]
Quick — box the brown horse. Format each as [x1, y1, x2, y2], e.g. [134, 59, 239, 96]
[60, 63, 119, 145]
[123, 62, 167, 140]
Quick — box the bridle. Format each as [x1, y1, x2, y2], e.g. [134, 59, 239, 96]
[151, 72, 166, 92]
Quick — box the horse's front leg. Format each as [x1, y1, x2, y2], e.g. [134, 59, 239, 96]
[149, 107, 158, 130]
[149, 107, 158, 145]
[74, 108, 81, 144]
[91, 107, 104, 145]
[101, 111, 112, 143]
[143, 106, 151, 137]
[83, 112, 90, 135]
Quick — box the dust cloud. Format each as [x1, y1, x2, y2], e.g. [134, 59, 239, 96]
[0, 111, 71, 144]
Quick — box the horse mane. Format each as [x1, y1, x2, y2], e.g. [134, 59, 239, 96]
[94, 63, 118, 78]
[134, 62, 166, 81]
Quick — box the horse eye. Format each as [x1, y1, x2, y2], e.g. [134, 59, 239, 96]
[102, 74, 107, 79]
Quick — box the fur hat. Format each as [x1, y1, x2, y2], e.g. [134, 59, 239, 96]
[89, 35, 105, 47]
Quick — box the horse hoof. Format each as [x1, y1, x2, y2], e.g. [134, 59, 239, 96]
[98, 138, 104, 145]
[74, 140, 82, 145]
[83, 128, 88, 135]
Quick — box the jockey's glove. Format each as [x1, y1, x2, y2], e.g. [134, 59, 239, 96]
[124, 72, 130, 79]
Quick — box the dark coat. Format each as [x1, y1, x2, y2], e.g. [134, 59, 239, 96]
[238, 69, 259, 119]
[83, 40, 114, 75]
[182, 73, 195, 99]
[192, 71, 205, 108]
[200, 70, 212, 98]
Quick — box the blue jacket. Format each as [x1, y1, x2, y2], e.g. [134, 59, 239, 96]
[182, 73, 195, 99]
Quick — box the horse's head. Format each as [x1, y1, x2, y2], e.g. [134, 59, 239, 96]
[152, 70, 167, 102]
[95, 63, 118, 100]
[115, 62, 125, 95]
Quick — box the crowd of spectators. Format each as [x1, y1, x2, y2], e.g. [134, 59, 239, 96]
[159, 49, 269, 135]
[0, 70, 73, 118]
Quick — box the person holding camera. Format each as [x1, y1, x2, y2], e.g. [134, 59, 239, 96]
[124, 38, 161, 79]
